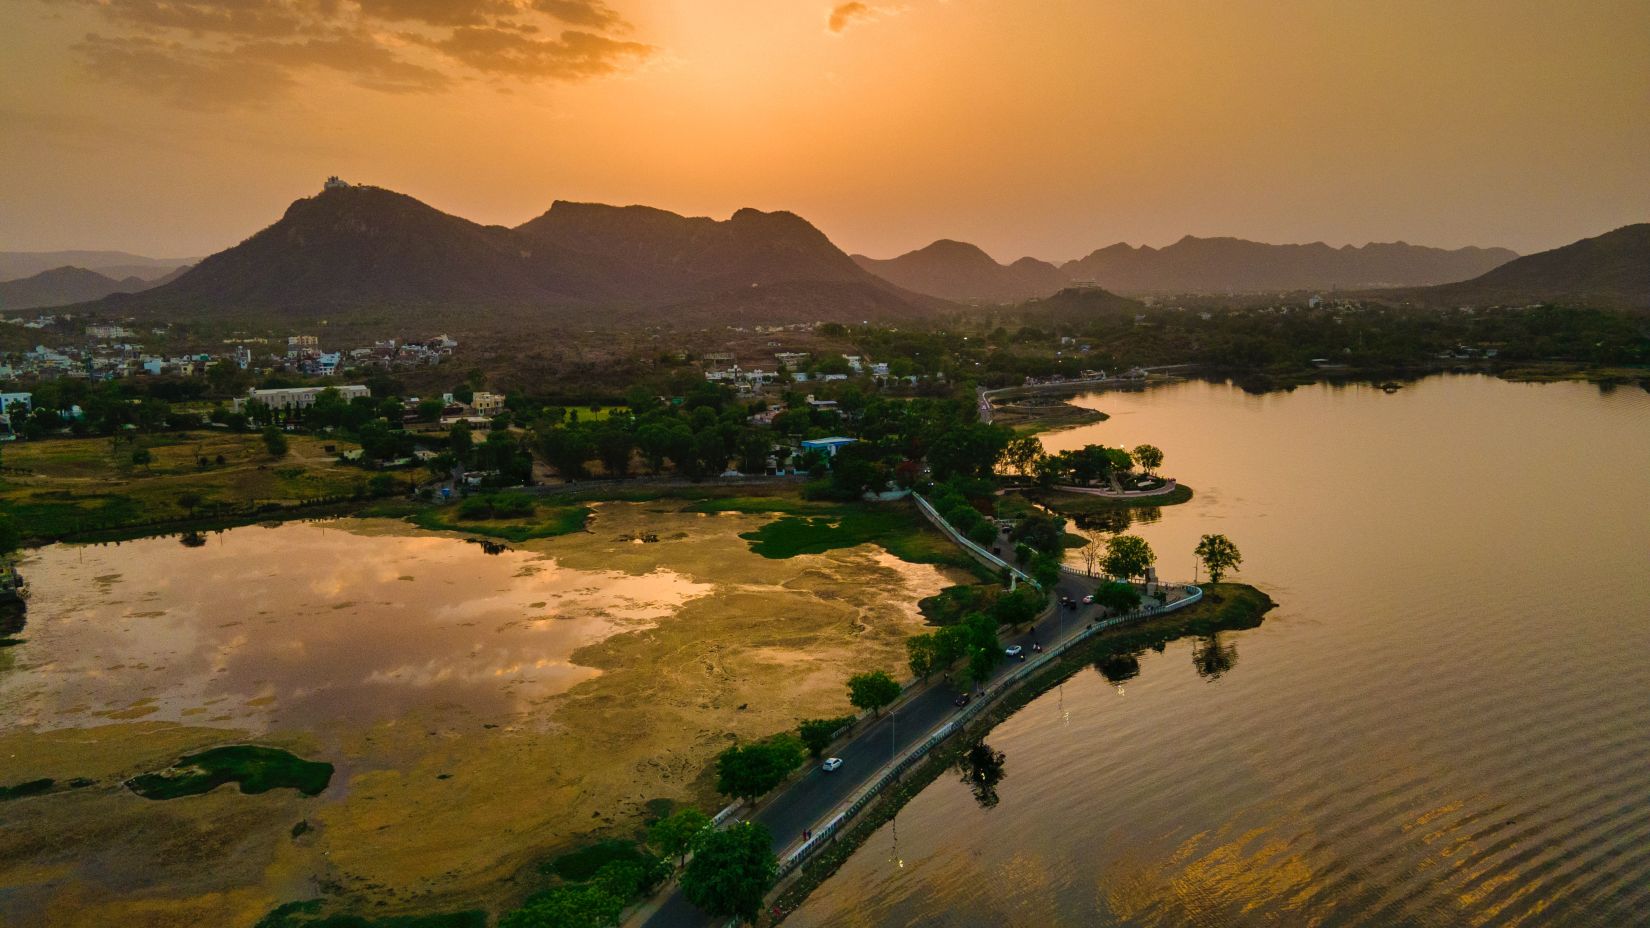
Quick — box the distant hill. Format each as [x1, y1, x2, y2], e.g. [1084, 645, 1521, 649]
[1061, 236, 1518, 294]
[99, 185, 938, 327]
[854, 235, 1518, 301]
[1016, 285, 1145, 325]
[852, 240, 1068, 303]
[1396, 224, 1649, 310]
[0, 264, 186, 311]
[0, 250, 196, 283]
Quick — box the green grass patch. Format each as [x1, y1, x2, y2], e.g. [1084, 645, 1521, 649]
[738, 503, 974, 569]
[125, 745, 333, 800]
[407, 501, 590, 542]
[918, 583, 1004, 626]
[255, 900, 486, 928]
[0, 778, 54, 801]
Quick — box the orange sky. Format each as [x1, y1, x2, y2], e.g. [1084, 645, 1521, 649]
[2, 0, 1646, 260]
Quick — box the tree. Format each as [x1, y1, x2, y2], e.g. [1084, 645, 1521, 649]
[1094, 581, 1141, 614]
[1080, 537, 1103, 576]
[714, 736, 804, 802]
[1101, 534, 1156, 582]
[262, 426, 289, 458]
[1194, 533, 1242, 583]
[449, 421, 474, 462]
[1132, 444, 1164, 475]
[906, 634, 939, 681]
[966, 645, 997, 689]
[998, 436, 1043, 479]
[130, 447, 152, 469]
[797, 715, 854, 759]
[846, 670, 901, 716]
[177, 491, 203, 517]
[499, 883, 625, 928]
[595, 424, 635, 477]
[680, 821, 777, 923]
[648, 808, 711, 867]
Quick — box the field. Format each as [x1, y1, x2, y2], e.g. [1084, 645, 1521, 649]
[0, 432, 368, 540]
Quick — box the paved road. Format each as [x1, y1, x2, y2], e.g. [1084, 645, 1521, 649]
[642, 564, 1104, 926]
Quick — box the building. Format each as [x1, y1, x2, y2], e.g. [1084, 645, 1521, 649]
[801, 436, 857, 457]
[470, 391, 505, 417]
[324, 176, 350, 190]
[0, 392, 31, 420]
[239, 384, 369, 412]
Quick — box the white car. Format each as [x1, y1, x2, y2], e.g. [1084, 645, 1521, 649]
[1005, 645, 1023, 658]
[822, 757, 843, 772]
[1082, 594, 1095, 604]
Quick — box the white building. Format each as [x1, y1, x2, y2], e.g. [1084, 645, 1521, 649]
[239, 384, 370, 412]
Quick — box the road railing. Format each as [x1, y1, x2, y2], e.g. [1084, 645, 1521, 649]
[773, 581, 1202, 879]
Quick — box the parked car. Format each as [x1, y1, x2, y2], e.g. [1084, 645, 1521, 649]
[1005, 644, 1024, 658]
[822, 757, 843, 772]
[1082, 594, 1095, 604]
[953, 693, 970, 707]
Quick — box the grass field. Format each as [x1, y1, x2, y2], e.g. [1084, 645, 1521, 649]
[0, 432, 367, 541]
[685, 496, 978, 569]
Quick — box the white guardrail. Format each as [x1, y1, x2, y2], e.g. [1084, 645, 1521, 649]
[772, 580, 1203, 879]
[910, 493, 1035, 587]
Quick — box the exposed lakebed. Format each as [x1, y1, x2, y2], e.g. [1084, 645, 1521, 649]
[0, 502, 966, 927]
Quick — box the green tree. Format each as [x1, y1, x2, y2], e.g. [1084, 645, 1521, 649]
[714, 736, 804, 802]
[966, 645, 997, 688]
[130, 447, 152, 469]
[499, 883, 624, 928]
[906, 634, 939, 681]
[680, 821, 777, 924]
[1094, 581, 1141, 613]
[846, 670, 901, 716]
[1101, 534, 1156, 582]
[648, 808, 711, 867]
[177, 491, 203, 517]
[262, 426, 288, 458]
[797, 715, 854, 759]
[1131, 444, 1164, 475]
[998, 435, 1043, 478]
[449, 421, 474, 462]
[1194, 533, 1242, 583]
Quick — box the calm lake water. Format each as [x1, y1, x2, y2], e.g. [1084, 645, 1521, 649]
[790, 375, 1650, 928]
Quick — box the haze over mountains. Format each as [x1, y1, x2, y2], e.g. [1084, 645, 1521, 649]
[1394, 223, 1649, 311]
[856, 236, 1520, 302]
[0, 264, 188, 311]
[98, 184, 938, 327]
[0, 250, 197, 282]
[9, 181, 1643, 325]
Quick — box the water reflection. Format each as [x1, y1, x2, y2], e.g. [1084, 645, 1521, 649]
[0, 520, 711, 730]
[1094, 651, 1141, 685]
[955, 740, 1008, 810]
[1190, 633, 1238, 681]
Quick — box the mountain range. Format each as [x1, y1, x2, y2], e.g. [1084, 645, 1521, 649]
[16, 182, 1644, 326]
[0, 250, 196, 283]
[0, 264, 188, 311]
[856, 236, 1521, 302]
[1390, 223, 1649, 310]
[96, 185, 939, 327]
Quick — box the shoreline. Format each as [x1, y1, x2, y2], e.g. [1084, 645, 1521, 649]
[767, 582, 1275, 922]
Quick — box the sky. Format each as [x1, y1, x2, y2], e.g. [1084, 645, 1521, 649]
[1, 0, 1646, 261]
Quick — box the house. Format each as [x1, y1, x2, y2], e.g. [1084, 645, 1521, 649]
[801, 436, 857, 457]
[0, 392, 31, 421]
[470, 391, 505, 417]
[805, 395, 838, 410]
[239, 384, 370, 412]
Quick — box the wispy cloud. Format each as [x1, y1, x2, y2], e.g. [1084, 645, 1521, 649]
[827, 2, 898, 35]
[39, 0, 654, 107]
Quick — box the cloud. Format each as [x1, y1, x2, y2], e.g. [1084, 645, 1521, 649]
[75, 34, 295, 109]
[827, 1, 872, 33]
[44, 0, 652, 106]
[431, 26, 651, 79]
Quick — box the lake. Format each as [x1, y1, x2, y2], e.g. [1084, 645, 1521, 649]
[789, 375, 1650, 928]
